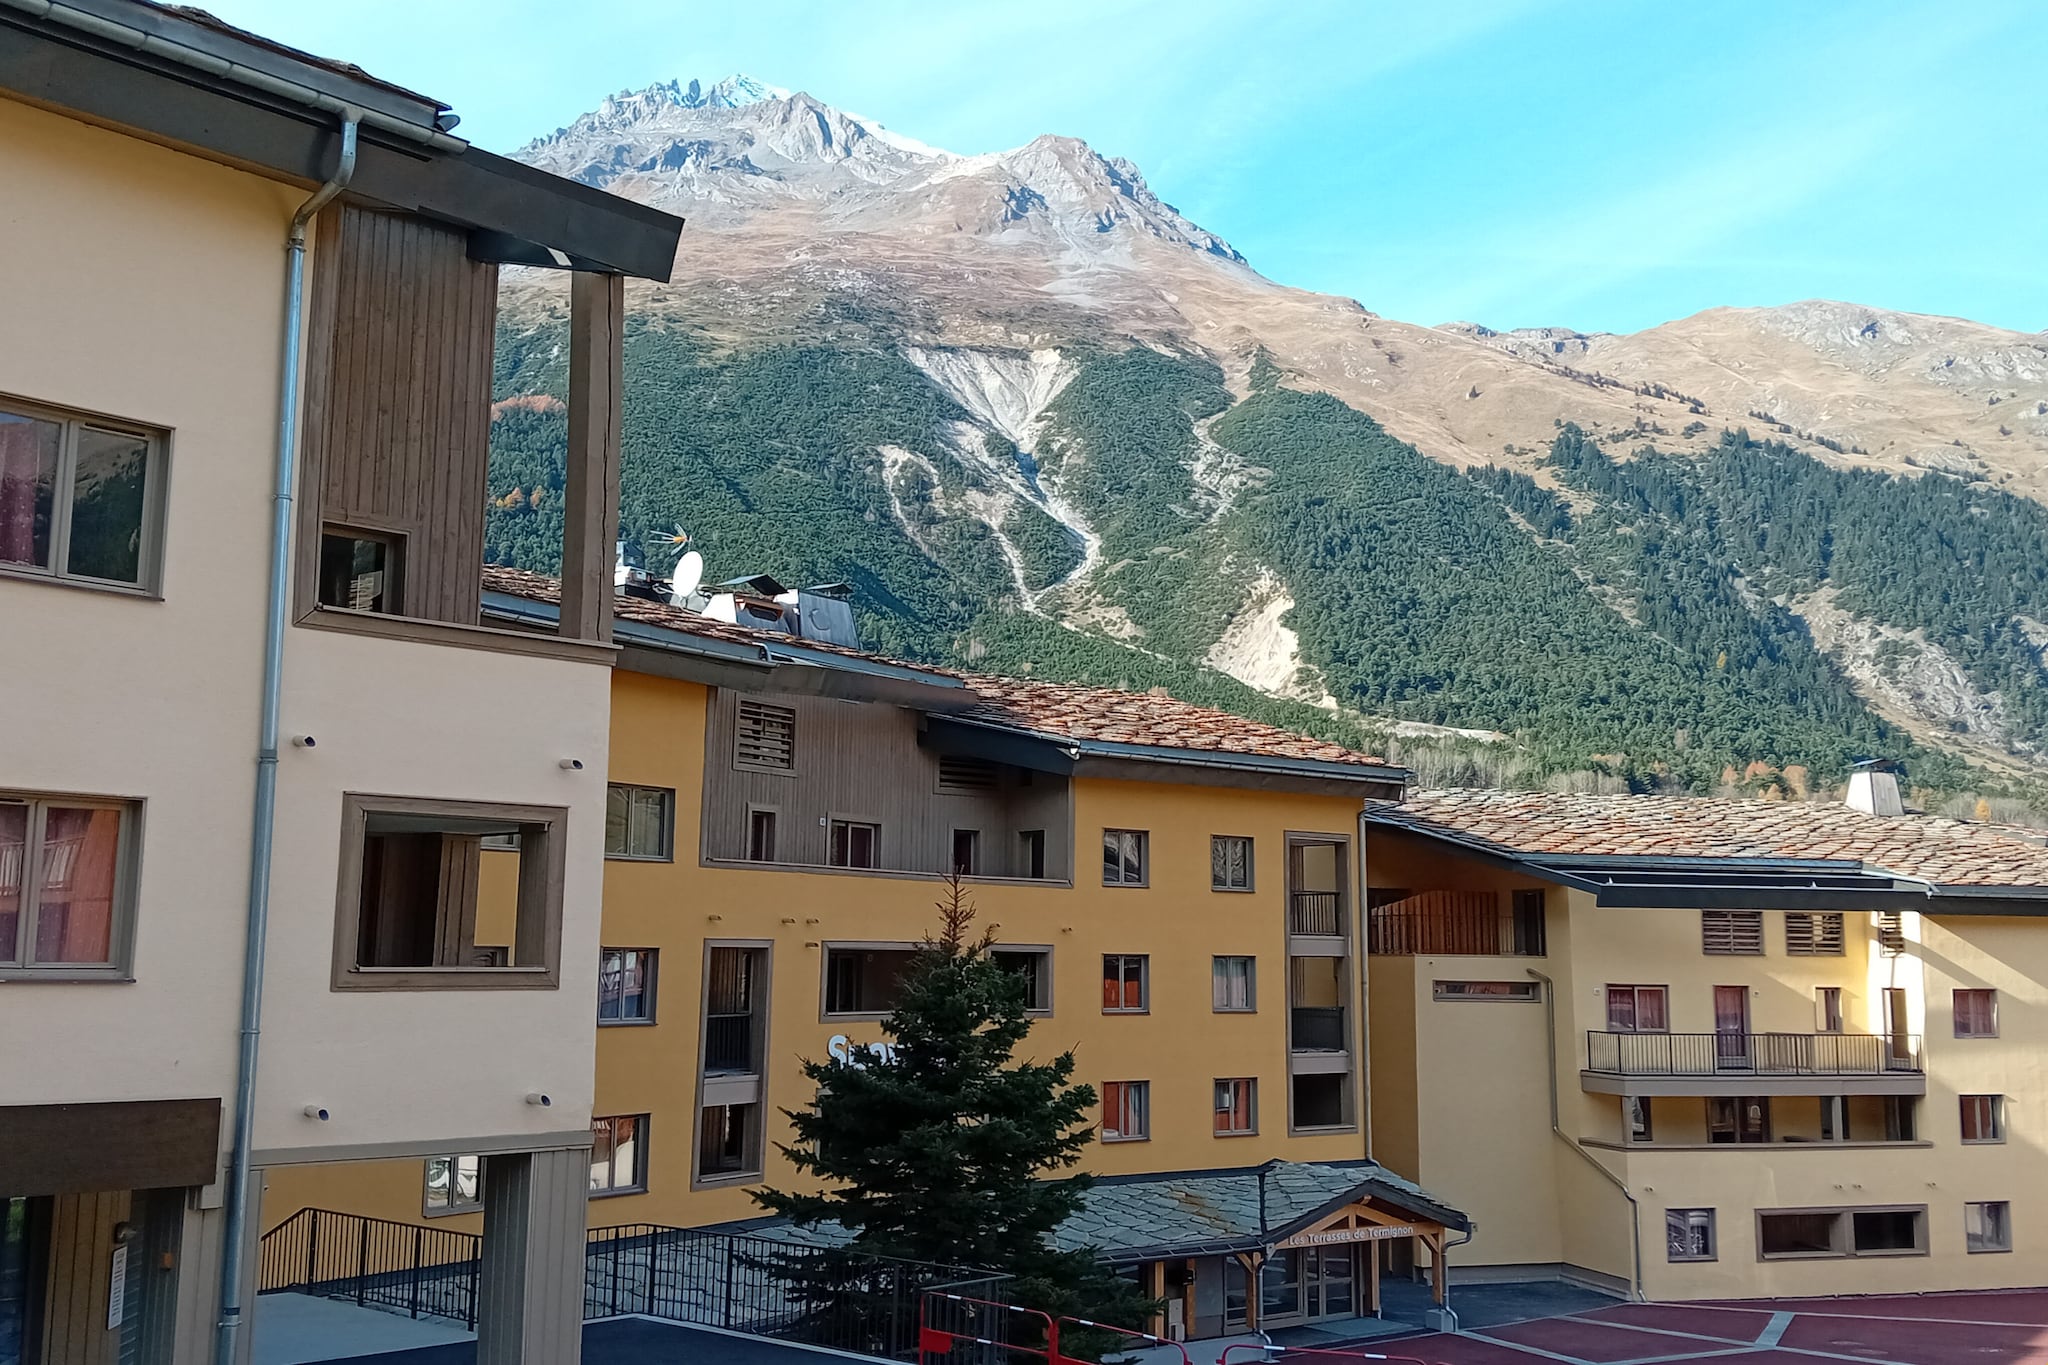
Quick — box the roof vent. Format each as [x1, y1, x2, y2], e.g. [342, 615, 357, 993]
[1845, 759, 1904, 817]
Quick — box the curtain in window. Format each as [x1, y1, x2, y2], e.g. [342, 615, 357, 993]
[0, 412, 57, 568]
[0, 804, 24, 963]
[34, 807, 118, 964]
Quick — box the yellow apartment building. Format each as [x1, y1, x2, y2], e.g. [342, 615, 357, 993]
[1362, 781, 2048, 1302]
[267, 570, 1474, 1339]
[0, 6, 680, 1362]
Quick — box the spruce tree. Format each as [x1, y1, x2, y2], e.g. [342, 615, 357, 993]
[755, 874, 1152, 1336]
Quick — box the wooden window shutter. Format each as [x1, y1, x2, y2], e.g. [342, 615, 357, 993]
[735, 700, 797, 770]
[936, 756, 999, 793]
[1701, 910, 1764, 955]
[1785, 912, 1845, 956]
[1875, 911, 1906, 956]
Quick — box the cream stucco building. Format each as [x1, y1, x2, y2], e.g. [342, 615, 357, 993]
[0, 5, 680, 1363]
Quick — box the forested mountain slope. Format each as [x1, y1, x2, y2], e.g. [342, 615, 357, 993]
[484, 78, 2048, 805]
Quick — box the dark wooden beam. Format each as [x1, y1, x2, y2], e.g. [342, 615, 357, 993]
[0, 1099, 221, 1195]
[560, 272, 624, 643]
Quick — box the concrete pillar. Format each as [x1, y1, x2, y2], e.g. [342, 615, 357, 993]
[477, 1147, 590, 1365]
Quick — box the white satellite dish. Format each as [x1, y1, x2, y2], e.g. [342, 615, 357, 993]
[671, 549, 705, 599]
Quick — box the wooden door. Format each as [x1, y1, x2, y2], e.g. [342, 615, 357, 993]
[1714, 985, 1751, 1068]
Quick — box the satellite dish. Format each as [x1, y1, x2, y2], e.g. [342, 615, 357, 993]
[671, 549, 705, 599]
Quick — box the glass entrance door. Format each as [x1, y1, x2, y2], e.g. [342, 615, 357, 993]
[1310, 1246, 1357, 1317]
[1260, 1247, 1359, 1325]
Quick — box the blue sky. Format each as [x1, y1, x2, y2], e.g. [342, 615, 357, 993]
[213, 0, 2042, 335]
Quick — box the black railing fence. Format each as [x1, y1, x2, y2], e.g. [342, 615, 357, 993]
[1289, 1006, 1347, 1053]
[1585, 1030, 1924, 1077]
[260, 1209, 1005, 1359]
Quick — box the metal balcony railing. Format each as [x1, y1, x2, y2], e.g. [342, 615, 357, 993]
[703, 1013, 757, 1074]
[1585, 1030, 1924, 1077]
[1290, 1006, 1348, 1053]
[1288, 890, 1345, 937]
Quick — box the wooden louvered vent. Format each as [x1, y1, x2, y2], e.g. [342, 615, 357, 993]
[1875, 911, 1907, 956]
[1784, 911, 1846, 956]
[734, 700, 796, 770]
[1700, 910, 1765, 956]
[937, 756, 1000, 794]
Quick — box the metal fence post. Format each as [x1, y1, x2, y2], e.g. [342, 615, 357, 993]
[722, 1243, 737, 1328]
[644, 1229, 658, 1315]
[305, 1210, 319, 1292]
[409, 1226, 423, 1318]
[355, 1217, 370, 1306]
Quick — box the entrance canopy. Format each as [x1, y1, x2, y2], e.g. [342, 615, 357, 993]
[1055, 1158, 1467, 1262]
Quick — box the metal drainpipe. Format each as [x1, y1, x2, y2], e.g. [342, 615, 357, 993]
[1354, 803, 1374, 1160]
[214, 113, 359, 1365]
[1526, 967, 1644, 1303]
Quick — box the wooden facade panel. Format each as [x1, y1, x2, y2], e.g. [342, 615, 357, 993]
[701, 689, 1075, 879]
[301, 202, 497, 627]
[41, 1190, 126, 1365]
[0, 1099, 221, 1197]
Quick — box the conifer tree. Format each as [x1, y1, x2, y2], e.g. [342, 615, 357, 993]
[755, 874, 1152, 1335]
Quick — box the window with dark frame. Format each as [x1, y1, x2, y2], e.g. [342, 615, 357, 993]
[734, 700, 797, 771]
[1102, 829, 1147, 886]
[829, 819, 879, 869]
[1018, 830, 1046, 879]
[698, 1102, 758, 1179]
[1966, 1201, 2012, 1254]
[1784, 912, 1846, 955]
[1509, 889, 1548, 955]
[317, 526, 404, 614]
[0, 400, 162, 591]
[589, 1115, 648, 1195]
[824, 946, 916, 1016]
[1961, 1094, 2004, 1144]
[1214, 1079, 1256, 1136]
[423, 1155, 481, 1215]
[1666, 1209, 1714, 1262]
[337, 796, 564, 989]
[1101, 1080, 1149, 1141]
[1701, 910, 1765, 955]
[993, 947, 1052, 1013]
[1212, 955, 1256, 1011]
[1606, 984, 1669, 1032]
[1708, 1096, 1769, 1144]
[604, 784, 672, 860]
[1102, 954, 1147, 1012]
[1815, 985, 1844, 1033]
[597, 947, 656, 1024]
[747, 809, 777, 862]
[951, 829, 980, 876]
[1955, 988, 1999, 1038]
[1627, 1096, 1653, 1143]
[1820, 1096, 1850, 1141]
[0, 793, 135, 976]
[1434, 980, 1542, 1002]
[1211, 836, 1253, 891]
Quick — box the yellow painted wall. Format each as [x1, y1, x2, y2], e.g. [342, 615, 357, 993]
[588, 669, 1373, 1227]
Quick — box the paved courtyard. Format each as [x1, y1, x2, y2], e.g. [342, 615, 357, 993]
[1375, 1288, 2048, 1365]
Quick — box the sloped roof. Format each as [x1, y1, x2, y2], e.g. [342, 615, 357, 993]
[1055, 1160, 1468, 1262]
[481, 567, 1395, 772]
[1378, 788, 2048, 890]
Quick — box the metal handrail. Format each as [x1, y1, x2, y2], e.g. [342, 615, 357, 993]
[1584, 1030, 1924, 1076]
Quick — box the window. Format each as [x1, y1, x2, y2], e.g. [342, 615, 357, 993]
[0, 794, 136, 976]
[951, 829, 980, 876]
[1102, 829, 1147, 886]
[1606, 984, 1669, 1032]
[698, 1103, 759, 1180]
[703, 945, 762, 1074]
[333, 795, 565, 990]
[994, 947, 1053, 1013]
[1875, 910, 1907, 955]
[1961, 1094, 2005, 1144]
[1211, 836, 1253, 891]
[1784, 912, 1845, 955]
[1701, 910, 1764, 955]
[829, 819, 879, 869]
[734, 700, 797, 771]
[589, 1115, 648, 1196]
[317, 526, 404, 613]
[423, 1155, 481, 1215]
[1101, 1081, 1149, 1141]
[936, 756, 999, 793]
[1433, 980, 1542, 1003]
[1102, 955, 1147, 1012]
[1666, 1209, 1714, 1262]
[1966, 1201, 2012, 1254]
[604, 784, 672, 860]
[1815, 986, 1844, 1033]
[1018, 830, 1046, 880]
[1292, 1073, 1349, 1130]
[824, 946, 916, 1016]
[597, 948, 656, 1024]
[747, 808, 777, 862]
[1708, 1096, 1770, 1144]
[1820, 1096, 1849, 1142]
[1954, 989, 1999, 1038]
[1509, 889, 1548, 955]
[1213, 956, 1257, 1012]
[1757, 1206, 1928, 1259]
[0, 399, 162, 591]
[1626, 1097, 1653, 1143]
[1883, 1095, 1917, 1142]
[1214, 1079, 1257, 1136]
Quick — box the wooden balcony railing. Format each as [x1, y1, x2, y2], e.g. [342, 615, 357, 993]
[1368, 890, 1545, 956]
[1585, 1030, 1924, 1077]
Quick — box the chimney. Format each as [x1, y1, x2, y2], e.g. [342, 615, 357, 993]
[1844, 760, 1904, 817]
